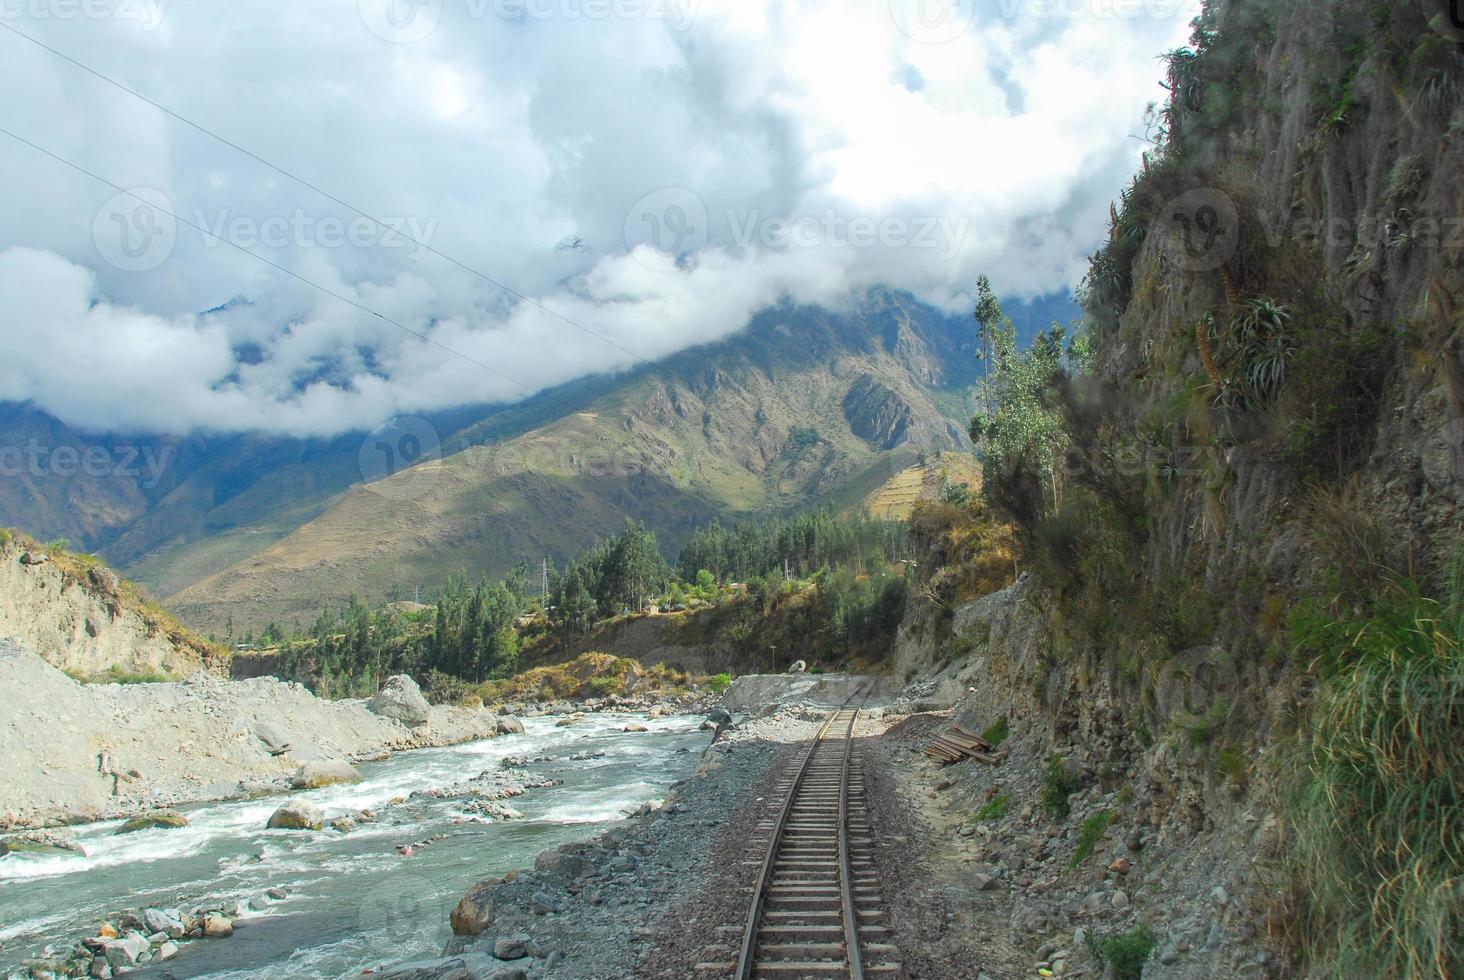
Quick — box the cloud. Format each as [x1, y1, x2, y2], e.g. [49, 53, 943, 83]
[0, 0, 1198, 436]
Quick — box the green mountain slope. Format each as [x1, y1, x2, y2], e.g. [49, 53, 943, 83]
[167, 289, 982, 631]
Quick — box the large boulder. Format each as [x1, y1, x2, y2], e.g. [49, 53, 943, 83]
[495, 716, 525, 735]
[102, 933, 150, 970]
[291, 759, 362, 789]
[369, 675, 432, 727]
[266, 799, 324, 831]
[0, 832, 84, 857]
[449, 880, 495, 936]
[253, 721, 294, 755]
[142, 908, 185, 939]
[115, 810, 189, 834]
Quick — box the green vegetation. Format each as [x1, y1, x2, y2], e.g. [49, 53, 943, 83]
[1071, 810, 1114, 867]
[1041, 757, 1081, 819]
[65, 667, 176, 685]
[975, 794, 1008, 822]
[1283, 572, 1463, 979]
[1088, 925, 1157, 979]
[478, 652, 689, 703]
[978, 717, 1009, 747]
[707, 672, 732, 694]
[676, 510, 908, 585]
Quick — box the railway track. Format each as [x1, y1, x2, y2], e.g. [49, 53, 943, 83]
[697, 699, 901, 979]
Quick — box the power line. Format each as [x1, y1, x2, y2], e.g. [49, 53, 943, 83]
[0, 20, 667, 378]
[0, 125, 581, 413]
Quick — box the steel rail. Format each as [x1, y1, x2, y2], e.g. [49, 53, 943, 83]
[734, 690, 865, 980]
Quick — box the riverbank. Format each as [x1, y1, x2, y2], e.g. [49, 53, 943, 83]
[0, 640, 712, 833]
[1, 712, 709, 979]
[395, 694, 979, 980]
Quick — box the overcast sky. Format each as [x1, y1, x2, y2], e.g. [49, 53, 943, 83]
[0, 0, 1199, 437]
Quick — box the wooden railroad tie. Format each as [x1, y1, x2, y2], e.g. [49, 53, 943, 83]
[922, 723, 1009, 766]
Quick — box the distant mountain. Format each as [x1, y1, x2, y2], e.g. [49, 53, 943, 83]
[0, 288, 1073, 631]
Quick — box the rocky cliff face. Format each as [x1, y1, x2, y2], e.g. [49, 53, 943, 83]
[0, 534, 222, 679]
[890, 1, 1462, 976]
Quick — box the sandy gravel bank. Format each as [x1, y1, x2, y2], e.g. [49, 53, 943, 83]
[0, 639, 500, 831]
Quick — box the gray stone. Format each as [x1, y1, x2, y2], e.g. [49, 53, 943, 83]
[493, 935, 529, 960]
[292, 759, 362, 789]
[495, 716, 525, 735]
[266, 799, 323, 831]
[530, 890, 563, 914]
[369, 675, 432, 727]
[142, 908, 184, 939]
[253, 721, 294, 755]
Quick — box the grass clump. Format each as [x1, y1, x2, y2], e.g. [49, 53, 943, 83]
[1041, 757, 1082, 819]
[1283, 571, 1463, 979]
[975, 794, 1009, 822]
[477, 652, 689, 704]
[1088, 924, 1157, 979]
[707, 672, 732, 694]
[66, 666, 176, 685]
[979, 717, 1009, 747]
[1071, 810, 1114, 867]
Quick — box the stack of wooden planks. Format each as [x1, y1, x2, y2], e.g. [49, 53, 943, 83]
[923, 723, 1008, 765]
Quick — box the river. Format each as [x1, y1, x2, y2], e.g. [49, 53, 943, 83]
[0, 711, 707, 978]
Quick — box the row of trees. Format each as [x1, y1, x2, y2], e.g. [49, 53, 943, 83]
[267, 571, 528, 698]
[675, 511, 909, 584]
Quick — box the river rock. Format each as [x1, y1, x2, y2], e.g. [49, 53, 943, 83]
[115, 810, 189, 834]
[623, 722, 648, 732]
[102, 933, 149, 969]
[202, 914, 233, 937]
[493, 935, 529, 960]
[252, 721, 294, 755]
[266, 799, 323, 831]
[142, 908, 185, 939]
[156, 941, 179, 961]
[496, 716, 524, 735]
[369, 675, 432, 726]
[449, 880, 495, 936]
[0, 831, 84, 856]
[291, 759, 362, 789]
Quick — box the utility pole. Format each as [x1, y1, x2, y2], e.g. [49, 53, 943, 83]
[541, 558, 549, 596]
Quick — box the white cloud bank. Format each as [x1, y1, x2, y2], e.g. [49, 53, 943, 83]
[0, 0, 1198, 436]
